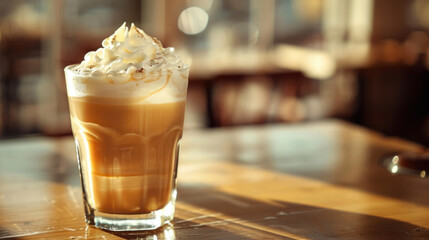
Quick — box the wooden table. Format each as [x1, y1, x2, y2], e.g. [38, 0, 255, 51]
[0, 120, 428, 239]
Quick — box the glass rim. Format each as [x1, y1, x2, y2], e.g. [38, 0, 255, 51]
[64, 64, 189, 77]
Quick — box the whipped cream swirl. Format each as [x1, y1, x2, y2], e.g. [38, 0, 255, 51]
[65, 23, 189, 103]
[74, 22, 186, 74]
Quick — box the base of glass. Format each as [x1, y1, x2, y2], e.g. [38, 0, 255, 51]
[84, 190, 177, 231]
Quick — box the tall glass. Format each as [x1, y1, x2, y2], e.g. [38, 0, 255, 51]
[64, 65, 188, 231]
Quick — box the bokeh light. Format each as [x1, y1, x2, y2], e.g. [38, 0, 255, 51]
[178, 7, 209, 35]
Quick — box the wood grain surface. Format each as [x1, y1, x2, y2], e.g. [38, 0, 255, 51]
[0, 120, 428, 239]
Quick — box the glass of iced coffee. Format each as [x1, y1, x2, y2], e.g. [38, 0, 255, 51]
[64, 23, 188, 231]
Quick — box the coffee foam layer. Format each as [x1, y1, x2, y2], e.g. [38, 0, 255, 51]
[65, 66, 188, 103]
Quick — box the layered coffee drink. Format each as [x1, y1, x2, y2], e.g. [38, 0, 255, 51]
[65, 23, 188, 230]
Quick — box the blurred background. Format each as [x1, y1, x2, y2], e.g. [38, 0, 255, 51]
[0, 0, 428, 145]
